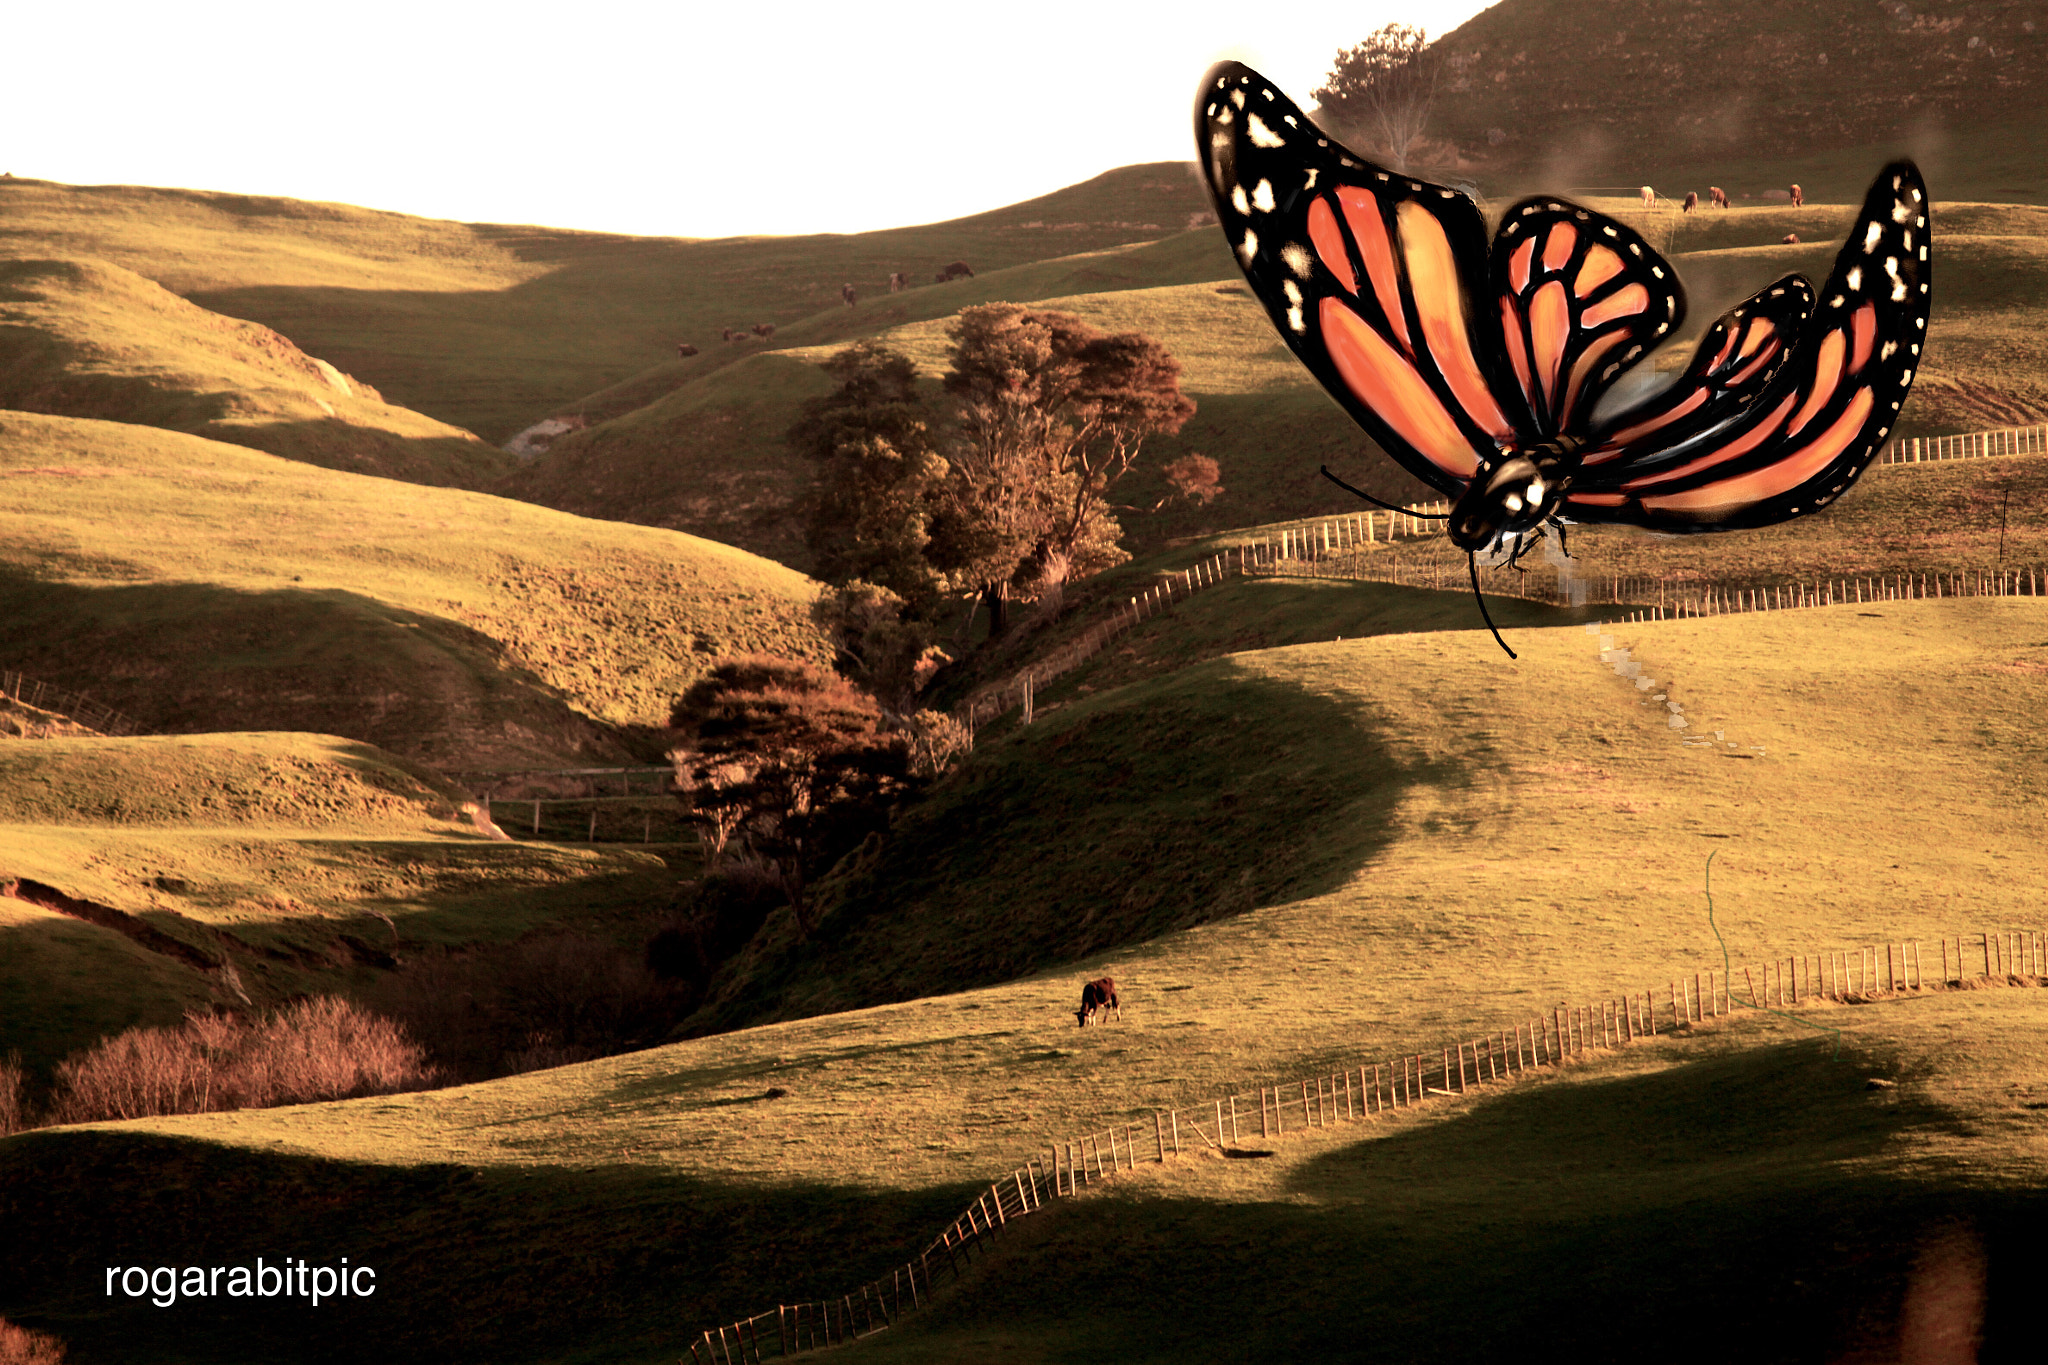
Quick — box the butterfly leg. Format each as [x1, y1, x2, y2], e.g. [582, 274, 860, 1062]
[1550, 519, 1574, 560]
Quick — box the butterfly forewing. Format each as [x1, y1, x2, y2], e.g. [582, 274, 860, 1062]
[1567, 162, 1930, 530]
[1489, 199, 1684, 438]
[1197, 61, 1523, 493]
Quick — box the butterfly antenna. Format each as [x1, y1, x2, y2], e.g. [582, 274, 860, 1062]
[1320, 465, 1452, 518]
[1469, 551, 1517, 659]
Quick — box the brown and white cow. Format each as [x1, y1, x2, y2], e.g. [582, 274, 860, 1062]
[1075, 977, 1120, 1027]
[1789, 183, 1804, 207]
[1639, 186, 1656, 209]
[1709, 186, 1728, 208]
[1682, 191, 1698, 214]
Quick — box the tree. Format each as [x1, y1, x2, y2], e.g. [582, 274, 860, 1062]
[1312, 23, 1443, 173]
[813, 580, 951, 716]
[787, 342, 949, 613]
[668, 655, 917, 934]
[925, 304, 1195, 637]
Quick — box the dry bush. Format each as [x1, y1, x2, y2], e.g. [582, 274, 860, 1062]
[48, 998, 433, 1125]
[0, 1055, 27, 1136]
[50, 1027, 214, 1123]
[222, 996, 435, 1107]
[0, 1317, 66, 1365]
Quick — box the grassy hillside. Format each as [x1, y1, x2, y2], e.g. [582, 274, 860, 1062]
[0, 165, 1208, 443]
[1424, 0, 2048, 199]
[3, 592, 2044, 1360]
[0, 732, 675, 1075]
[700, 597, 2048, 1029]
[502, 195, 2048, 566]
[0, 412, 831, 767]
[0, 256, 509, 486]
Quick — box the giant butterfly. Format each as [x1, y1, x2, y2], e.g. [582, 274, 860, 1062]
[1195, 61, 1931, 655]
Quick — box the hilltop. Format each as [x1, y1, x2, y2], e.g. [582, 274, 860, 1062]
[1426, 0, 2048, 200]
[0, 164, 1209, 445]
[0, 412, 832, 768]
[498, 194, 2048, 566]
[0, 256, 508, 486]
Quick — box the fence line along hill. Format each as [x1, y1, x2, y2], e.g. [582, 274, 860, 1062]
[963, 420, 2048, 729]
[685, 922, 2048, 1361]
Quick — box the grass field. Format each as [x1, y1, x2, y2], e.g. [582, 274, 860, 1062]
[6, 598, 2041, 1360]
[0, 412, 831, 766]
[0, 732, 679, 1076]
[0, 256, 510, 486]
[0, 165, 1209, 444]
[506, 192, 2048, 568]
[6, 15, 2048, 1356]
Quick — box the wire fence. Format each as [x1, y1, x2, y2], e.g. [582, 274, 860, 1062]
[0, 669, 141, 736]
[1879, 423, 2048, 465]
[437, 765, 689, 844]
[683, 924, 2047, 1360]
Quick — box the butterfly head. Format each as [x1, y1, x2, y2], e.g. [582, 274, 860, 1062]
[1451, 446, 1574, 553]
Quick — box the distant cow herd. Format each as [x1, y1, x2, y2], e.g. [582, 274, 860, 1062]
[1638, 183, 1806, 213]
[673, 260, 975, 358]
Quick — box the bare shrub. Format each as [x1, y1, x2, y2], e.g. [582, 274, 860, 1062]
[50, 1026, 213, 1123]
[48, 999, 433, 1125]
[222, 997, 435, 1107]
[0, 1055, 27, 1137]
[0, 1317, 67, 1365]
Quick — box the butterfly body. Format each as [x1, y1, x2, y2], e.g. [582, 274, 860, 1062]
[1197, 62, 1929, 566]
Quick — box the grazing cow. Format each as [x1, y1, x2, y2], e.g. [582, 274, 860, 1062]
[751, 322, 776, 338]
[935, 260, 974, 282]
[1075, 977, 1120, 1028]
[721, 327, 754, 343]
[1782, 232, 1801, 244]
[888, 271, 908, 292]
[1789, 183, 1804, 207]
[841, 282, 857, 307]
[676, 342, 699, 358]
[1682, 191, 1698, 213]
[1709, 186, 1728, 209]
[1639, 186, 1656, 209]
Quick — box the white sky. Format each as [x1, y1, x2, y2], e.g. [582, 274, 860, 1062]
[4, 0, 1495, 240]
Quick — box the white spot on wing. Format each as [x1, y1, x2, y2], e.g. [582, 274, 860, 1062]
[1239, 229, 1259, 265]
[1231, 184, 1250, 215]
[1252, 179, 1276, 212]
[1246, 113, 1287, 149]
[1280, 242, 1313, 278]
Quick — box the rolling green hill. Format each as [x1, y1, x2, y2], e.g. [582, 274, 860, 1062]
[0, 732, 675, 1075]
[4, 599, 2045, 1362]
[500, 195, 2048, 567]
[0, 412, 832, 768]
[0, 165, 1209, 444]
[0, 256, 509, 486]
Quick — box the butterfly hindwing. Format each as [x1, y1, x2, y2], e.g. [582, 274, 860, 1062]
[1489, 199, 1685, 438]
[1564, 162, 1930, 531]
[1197, 61, 1524, 494]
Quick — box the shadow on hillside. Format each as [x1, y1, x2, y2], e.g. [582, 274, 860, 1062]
[877, 1039, 2043, 1364]
[0, 1127, 975, 1365]
[0, 569, 631, 769]
[694, 661, 1434, 1033]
